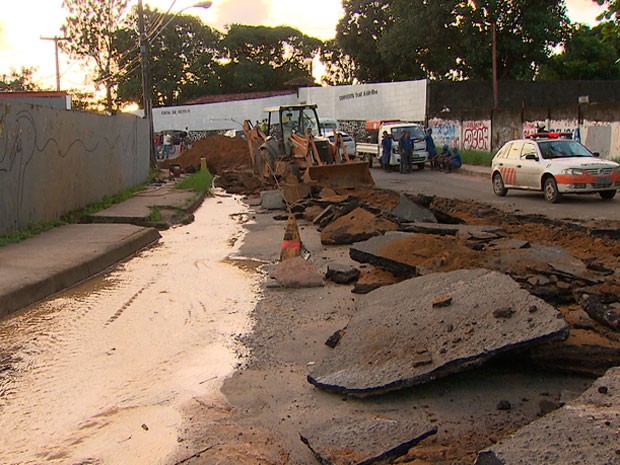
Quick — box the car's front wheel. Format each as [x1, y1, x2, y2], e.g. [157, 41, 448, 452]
[543, 177, 561, 203]
[599, 190, 617, 200]
[492, 172, 508, 196]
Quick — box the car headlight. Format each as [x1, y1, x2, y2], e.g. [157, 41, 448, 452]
[562, 168, 584, 176]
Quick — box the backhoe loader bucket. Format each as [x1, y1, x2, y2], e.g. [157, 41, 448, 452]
[303, 161, 375, 188]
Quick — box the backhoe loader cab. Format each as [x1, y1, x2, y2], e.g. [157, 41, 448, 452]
[243, 104, 374, 188]
[265, 104, 323, 156]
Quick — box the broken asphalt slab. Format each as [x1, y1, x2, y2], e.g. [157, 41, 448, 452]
[308, 269, 569, 396]
[475, 366, 620, 465]
[320, 207, 398, 245]
[300, 415, 437, 465]
[401, 222, 504, 238]
[0, 224, 160, 319]
[349, 231, 419, 277]
[391, 193, 437, 224]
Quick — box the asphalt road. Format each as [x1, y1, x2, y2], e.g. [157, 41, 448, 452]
[371, 167, 620, 222]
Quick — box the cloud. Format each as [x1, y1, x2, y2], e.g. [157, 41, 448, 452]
[213, 0, 272, 29]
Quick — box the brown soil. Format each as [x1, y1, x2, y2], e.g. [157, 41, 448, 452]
[159, 134, 252, 174]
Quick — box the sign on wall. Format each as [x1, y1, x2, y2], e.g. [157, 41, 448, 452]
[462, 120, 491, 151]
[428, 118, 460, 149]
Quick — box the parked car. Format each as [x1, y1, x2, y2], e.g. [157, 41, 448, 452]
[491, 133, 620, 203]
[356, 120, 428, 170]
[324, 129, 357, 158]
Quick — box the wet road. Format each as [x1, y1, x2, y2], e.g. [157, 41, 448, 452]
[0, 193, 257, 465]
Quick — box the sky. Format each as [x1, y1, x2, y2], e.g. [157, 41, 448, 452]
[0, 0, 609, 91]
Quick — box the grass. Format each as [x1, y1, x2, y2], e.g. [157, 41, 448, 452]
[175, 169, 213, 193]
[0, 184, 146, 247]
[460, 149, 494, 166]
[148, 206, 162, 222]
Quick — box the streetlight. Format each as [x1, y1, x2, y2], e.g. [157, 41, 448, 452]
[138, 0, 213, 168]
[40, 36, 70, 92]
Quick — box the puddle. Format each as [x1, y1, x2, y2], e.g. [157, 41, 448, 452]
[0, 193, 258, 465]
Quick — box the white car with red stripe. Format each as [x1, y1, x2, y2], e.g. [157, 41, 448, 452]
[491, 134, 620, 203]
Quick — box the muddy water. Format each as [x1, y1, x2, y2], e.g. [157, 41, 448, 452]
[0, 193, 258, 465]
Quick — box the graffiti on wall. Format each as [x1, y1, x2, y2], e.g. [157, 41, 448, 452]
[428, 118, 460, 149]
[462, 120, 491, 151]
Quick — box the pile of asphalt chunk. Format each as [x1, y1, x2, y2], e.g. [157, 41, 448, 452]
[475, 366, 620, 465]
[308, 269, 570, 396]
[301, 415, 437, 465]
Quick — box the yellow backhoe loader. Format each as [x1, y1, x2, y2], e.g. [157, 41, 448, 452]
[243, 104, 374, 189]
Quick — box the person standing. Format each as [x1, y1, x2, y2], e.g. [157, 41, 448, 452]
[425, 128, 437, 169]
[398, 131, 408, 173]
[162, 132, 173, 160]
[381, 130, 392, 171]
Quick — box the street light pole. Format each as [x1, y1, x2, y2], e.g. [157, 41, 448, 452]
[40, 36, 69, 92]
[137, 0, 213, 170]
[492, 21, 498, 109]
[137, 0, 157, 168]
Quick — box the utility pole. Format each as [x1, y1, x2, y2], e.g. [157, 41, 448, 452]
[492, 21, 498, 109]
[137, 0, 157, 169]
[40, 36, 69, 92]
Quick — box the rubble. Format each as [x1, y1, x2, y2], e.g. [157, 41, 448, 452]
[269, 256, 324, 288]
[474, 366, 620, 465]
[391, 192, 437, 223]
[325, 264, 361, 284]
[320, 207, 398, 245]
[300, 416, 437, 465]
[308, 269, 569, 396]
[349, 232, 419, 277]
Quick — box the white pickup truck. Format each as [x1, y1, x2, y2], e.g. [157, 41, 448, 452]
[357, 120, 429, 170]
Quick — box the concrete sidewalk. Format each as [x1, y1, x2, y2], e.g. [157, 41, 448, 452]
[0, 181, 204, 319]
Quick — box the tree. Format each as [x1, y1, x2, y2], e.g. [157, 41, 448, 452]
[115, 6, 221, 107]
[60, 0, 130, 114]
[456, 0, 571, 80]
[379, 0, 460, 80]
[318, 40, 357, 85]
[219, 25, 321, 93]
[597, 0, 620, 20]
[0, 67, 42, 91]
[336, 0, 396, 83]
[538, 23, 620, 80]
[335, 0, 570, 82]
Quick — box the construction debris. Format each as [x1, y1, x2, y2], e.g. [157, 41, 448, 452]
[391, 192, 438, 223]
[474, 366, 620, 465]
[308, 269, 569, 396]
[325, 264, 361, 284]
[320, 207, 398, 245]
[300, 416, 438, 465]
[269, 256, 324, 288]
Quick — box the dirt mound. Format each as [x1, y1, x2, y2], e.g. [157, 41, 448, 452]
[159, 135, 252, 174]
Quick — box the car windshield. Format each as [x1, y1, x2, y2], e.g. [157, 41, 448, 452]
[391, 126, 425, 140]
[538, 140, 593, 159]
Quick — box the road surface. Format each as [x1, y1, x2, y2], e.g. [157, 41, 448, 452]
[371, 167, 620, 222]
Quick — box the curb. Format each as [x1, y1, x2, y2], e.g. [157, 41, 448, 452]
[0, 226, 161, 319]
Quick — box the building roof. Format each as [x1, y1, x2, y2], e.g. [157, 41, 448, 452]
[183, 90, 296, 105]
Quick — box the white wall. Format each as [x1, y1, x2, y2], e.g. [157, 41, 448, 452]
[153, 94, 298, 132]
[152, 80, 429, 132]
[299, 80, 427, 122]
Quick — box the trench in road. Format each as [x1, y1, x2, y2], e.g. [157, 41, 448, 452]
[0, 193, 258, 465]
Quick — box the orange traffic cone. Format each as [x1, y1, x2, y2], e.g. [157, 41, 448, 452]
[280, 214, 302, 262]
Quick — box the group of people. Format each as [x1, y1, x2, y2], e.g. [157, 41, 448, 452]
[380, 127, 463, 173]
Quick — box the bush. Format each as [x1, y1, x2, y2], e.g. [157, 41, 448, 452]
[175, 168, 213, 193]
[460, 150, 493, 166]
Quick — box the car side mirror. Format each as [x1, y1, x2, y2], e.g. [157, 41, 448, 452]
[593, 152, 600, 158]
[525, 154, 539, 161]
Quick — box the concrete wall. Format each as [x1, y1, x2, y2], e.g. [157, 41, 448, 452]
[0, 101, 150, 235]
[153, 93, 298, 132]
[429, 102, 620, 159]
[299, 80, 427, 122]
